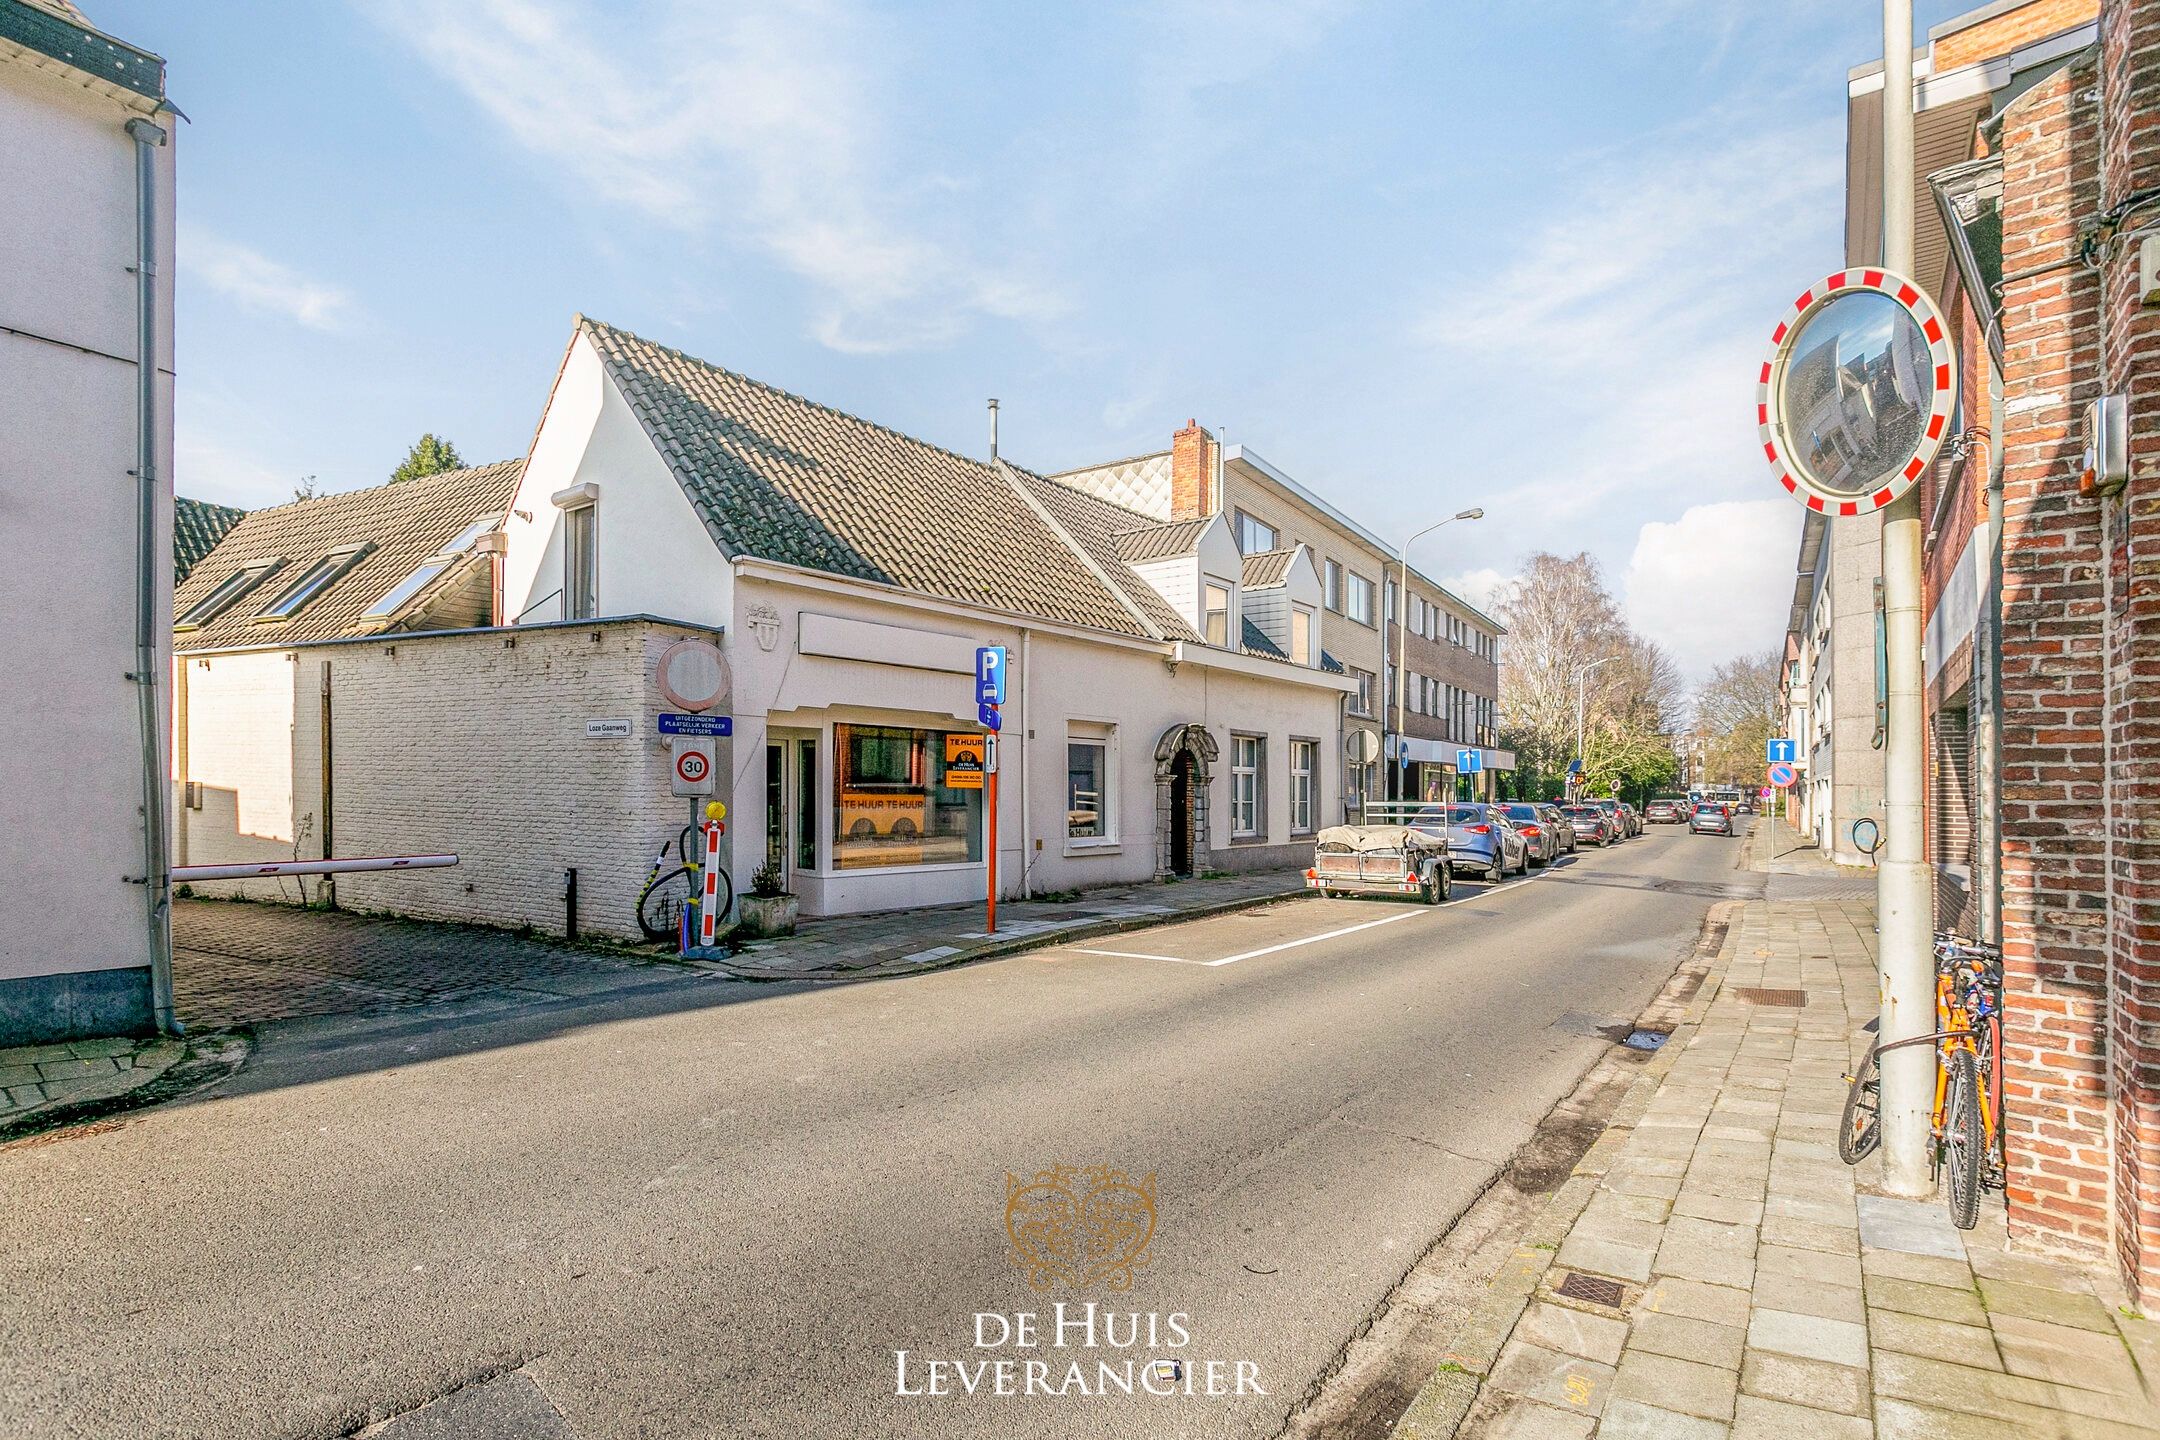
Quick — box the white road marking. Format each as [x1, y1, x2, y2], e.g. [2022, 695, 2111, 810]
[1071, 948, 1200, 962]
[1203, 907, 1428, 966]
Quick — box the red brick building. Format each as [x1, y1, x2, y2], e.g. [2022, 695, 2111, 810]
[1980, 0, 2160, 1306]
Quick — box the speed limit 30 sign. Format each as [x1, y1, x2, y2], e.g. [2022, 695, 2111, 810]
[672, 741, 715, 796]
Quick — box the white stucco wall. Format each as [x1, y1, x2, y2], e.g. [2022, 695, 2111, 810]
[0, 60, 174, 988]
[501, 331, 734, 630]
[176, 650, 307, 889]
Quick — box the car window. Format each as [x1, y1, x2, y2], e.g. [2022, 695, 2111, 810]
[1447, 807, 1481, 824]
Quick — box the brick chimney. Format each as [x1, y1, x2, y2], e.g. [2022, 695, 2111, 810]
[1170, 419, 1218, 522]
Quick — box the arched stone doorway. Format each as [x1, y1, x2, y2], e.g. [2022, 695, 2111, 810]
[1154, 724, 1218, 879]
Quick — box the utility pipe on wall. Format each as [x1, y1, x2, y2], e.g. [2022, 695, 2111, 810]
[126, 115, 175, 1036]
[1877, 0, 1937, 1198]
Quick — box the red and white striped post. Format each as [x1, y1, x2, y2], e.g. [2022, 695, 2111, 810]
[698, 820, 724, 946]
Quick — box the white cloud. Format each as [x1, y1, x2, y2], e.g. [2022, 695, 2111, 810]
[181, 227, 354, 331]
[366, 0, 1064, 354]
[1622, 499, 1799, 679]
[1443, 566, 1511, 614]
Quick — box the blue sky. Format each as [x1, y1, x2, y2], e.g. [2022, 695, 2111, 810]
[97, 0, 1978, 678]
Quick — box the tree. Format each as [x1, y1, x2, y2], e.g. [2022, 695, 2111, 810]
[1696, 651, 1786, 784]
[292, 474, 320, 502]
[1489, 553, 1631, 796]
[390, 433, 464, 483]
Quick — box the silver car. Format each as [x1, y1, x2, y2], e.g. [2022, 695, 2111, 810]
[1498, 803, 1564, 867]
[1438, 802, 1530, 882]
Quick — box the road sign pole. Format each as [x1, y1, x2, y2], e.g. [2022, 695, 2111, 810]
[986, 757, 999, 935]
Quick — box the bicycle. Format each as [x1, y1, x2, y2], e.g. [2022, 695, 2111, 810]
[1837, 933, 2003, 1229]
[635, 824, 732, 943]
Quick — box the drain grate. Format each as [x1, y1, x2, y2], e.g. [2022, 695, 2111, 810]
[1736, 987, 1807, 1007]
[1555, 1272, 1626, 1308]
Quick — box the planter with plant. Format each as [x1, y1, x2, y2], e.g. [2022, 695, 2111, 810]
[736, 859, 799, 938]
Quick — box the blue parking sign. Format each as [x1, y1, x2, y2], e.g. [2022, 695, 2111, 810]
[976, 646, 1007, 705]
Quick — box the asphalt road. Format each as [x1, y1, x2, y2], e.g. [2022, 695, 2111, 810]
[1, 820, 1757, 1440]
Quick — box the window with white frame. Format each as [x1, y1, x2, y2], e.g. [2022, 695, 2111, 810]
[1067, 725, 1114, 842]
[1234, 511, 1277, 555]
[1325, 560, 1345, 612]
[1230, 733, 1264, 837]
[1289, 739, 1317, 833]
[1346, 572, 1374, 625]
[1203, 582, 1231, 646]
[1349, 667, 1375, 717]
[563, 502, 597, 620]
[1290, 606, 1313, 664]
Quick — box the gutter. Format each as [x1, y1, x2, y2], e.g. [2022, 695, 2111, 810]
[126, 113, 175, 1034]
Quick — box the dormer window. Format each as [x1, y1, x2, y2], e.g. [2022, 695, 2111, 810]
[1203, 583, 1231, 646]
[361, 513, 503, 621]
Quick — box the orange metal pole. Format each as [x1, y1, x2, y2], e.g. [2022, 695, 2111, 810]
[987, 764, 999, 934]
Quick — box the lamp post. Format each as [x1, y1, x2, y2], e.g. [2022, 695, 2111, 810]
[1574, 655, 1620, 802]
[1391, 508, 1484, 801]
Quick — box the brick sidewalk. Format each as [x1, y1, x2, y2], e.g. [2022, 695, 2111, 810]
[1400, 827, 2159, 1439]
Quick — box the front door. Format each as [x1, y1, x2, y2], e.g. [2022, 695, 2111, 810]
[1169, 750, 1198, 876]
[765, 735, 818, 892]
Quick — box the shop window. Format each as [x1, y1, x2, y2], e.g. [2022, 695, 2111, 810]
[1203, 583, 1231, 646]
[832, 723, 983, 869]
[1290, 739, 1317, 833]
[1068, 729, 1114, 842]
[1231, 733, 1264, 837]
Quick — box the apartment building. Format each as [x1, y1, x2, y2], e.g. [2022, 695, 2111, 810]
[1052, 422, 1506, 815]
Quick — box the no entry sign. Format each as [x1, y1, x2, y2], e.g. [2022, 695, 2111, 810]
[1756, 269, 1956, 516]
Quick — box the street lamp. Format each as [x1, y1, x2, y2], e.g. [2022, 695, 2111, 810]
[1391, 507, 1484, 801]
[1574, 655, 1621, 800]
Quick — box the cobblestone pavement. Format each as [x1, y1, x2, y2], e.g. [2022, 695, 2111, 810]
[1398, 828, 2160, 1440]
[172, 900, 652, 1029]
[0, 1034, 186, 1130]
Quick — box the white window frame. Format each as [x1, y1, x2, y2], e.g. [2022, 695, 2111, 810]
[1234, 510, 1277, 555]
[1326, 560, 1345, 612]
[1289, 738, 1317, 834]
[1065, 722, 1117, 850]
[1230, 733, 1264, 838]
[1203, 581, 1231, 646]
[178, 557, 283, 629]
[563, 500, 597, 620]
[1346, 572, 1374, 626]
[1290, 605, 1313, 665]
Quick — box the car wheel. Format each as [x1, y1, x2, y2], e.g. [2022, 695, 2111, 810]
[1487, 855, 1504, 884]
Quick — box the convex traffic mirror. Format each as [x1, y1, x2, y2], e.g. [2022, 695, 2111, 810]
[1756, 270, 1956, 516]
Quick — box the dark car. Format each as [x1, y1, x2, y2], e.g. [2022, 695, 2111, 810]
[1499, 803, 1564, 867]
[1689, 803, 1734, 836]
[1591, 798, 1628, 840]
[1645, 799, 1684, 824]
[1563, 805, 1615, 846]
[1538, 802, 1578, 854]
[1618, 802, 1644, 837]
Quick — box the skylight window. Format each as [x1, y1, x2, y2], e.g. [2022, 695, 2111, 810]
[359, 514, 502, 621]
[177, 558, 282, 629]
[254, 544, 373, 621]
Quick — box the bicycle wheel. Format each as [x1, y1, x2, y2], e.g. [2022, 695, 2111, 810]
[638, 866, 698, 942]
[1839, 1046, 1881, 1164]
[1943, 1049, 1983, 1231]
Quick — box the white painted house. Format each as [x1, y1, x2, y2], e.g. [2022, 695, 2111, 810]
[0, 1, 177, 1041]
[496, 317, 1354, 919]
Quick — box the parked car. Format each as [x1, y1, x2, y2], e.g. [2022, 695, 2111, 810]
[1499, 803, 1564, 867]
[1645, 798, 1684, 824]
[1618, 802, 1644, 836]
[1563, 805, 1615, 846]
[1538, 802, 1578, 854]
[1439, 802, 1529, 882]
[1590, 798, 1629, 840]
[1689, 803, 1734, 836]
[1307, 823, 1452, 903]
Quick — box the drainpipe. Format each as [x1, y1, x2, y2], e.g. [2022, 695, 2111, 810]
[126, 115, 176, 1035]
[1019, 627, 1032, 899]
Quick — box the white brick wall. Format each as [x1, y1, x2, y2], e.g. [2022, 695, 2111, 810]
[177, 620, 716, 941]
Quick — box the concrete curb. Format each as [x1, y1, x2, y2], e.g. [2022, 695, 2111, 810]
[1389, 898, 1747, 1439]
[691, 886, 1315, 983]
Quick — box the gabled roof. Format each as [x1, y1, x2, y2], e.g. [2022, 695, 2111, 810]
[1020, 473, 1200, 642]
[173, 460, 522, 651]
[1112, 517, 1211, 564]
[173, 497, 245, 582]
[1241, 548, 1298, 590]
[577, 317, 1149, 638]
